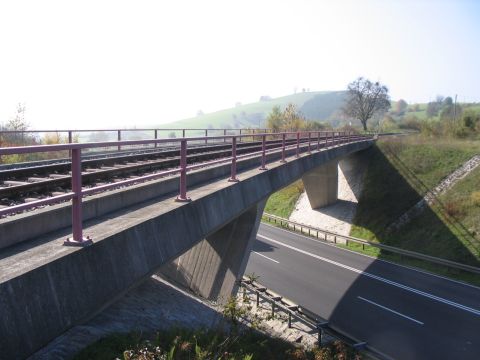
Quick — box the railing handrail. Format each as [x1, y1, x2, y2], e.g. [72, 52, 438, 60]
[0, 131, 344, 154]
[262, 213, 480, 275]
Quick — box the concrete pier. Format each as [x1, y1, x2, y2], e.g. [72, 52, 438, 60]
[160, 200, 266, 302]
[302, 160, 338, 208]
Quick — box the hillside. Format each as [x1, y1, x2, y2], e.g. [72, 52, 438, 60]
[157, 91, 347, 131]
[350, 136, 480, 283]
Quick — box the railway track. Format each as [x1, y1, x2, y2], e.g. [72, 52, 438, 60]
[0, 136, 328, 210]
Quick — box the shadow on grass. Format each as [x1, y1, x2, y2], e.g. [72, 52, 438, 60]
[352, 144, 480, 270]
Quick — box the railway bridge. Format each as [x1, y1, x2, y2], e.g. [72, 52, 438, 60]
[0, 130, 373, 358]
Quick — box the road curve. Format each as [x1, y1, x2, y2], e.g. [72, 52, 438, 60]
[246, 223, 480, 360]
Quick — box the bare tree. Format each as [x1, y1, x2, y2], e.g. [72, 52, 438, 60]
[343, 77, 390, 131]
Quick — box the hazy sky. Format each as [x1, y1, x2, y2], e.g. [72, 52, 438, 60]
[0, 0, 479, 129]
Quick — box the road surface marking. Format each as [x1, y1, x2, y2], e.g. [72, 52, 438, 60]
[253, 251, 279, 264]
[258, 234, 480, 317]
[260, 223, 480, 291]
[357, 296, 424, 325]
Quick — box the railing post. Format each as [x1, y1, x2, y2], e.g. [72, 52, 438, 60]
[224, 129, 227, 143]
[205, 129, 208, 144]
[155, 129, 158, 148]
[68, 131, 73, 157]
[182, 129, 186, 138]
[296, 132, 300, 158]
[308, 132, 311, 153]
[331, 131, 334, 146]
[176, 139, 191, 202]
[239, 129, 242, 143]
[317, 131, 320, 151]
[229, 136, 239, 182]
[117, 130, 121, 151]
[280, 133, 287, 163]
[259, 134, 267, 170]
[64, 148, 92, 246]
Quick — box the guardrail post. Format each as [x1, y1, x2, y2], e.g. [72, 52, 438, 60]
[259, 135, 267, 170]
[205, 129, 208, 144]
[256, 291, 260, 306]
[280, 133, 287, 163]
[155, 129, 158, 148]
[182, 129, 186, 138]
[296, 132, 300, 158]
[176, 139, 191, 202]
[239, 129, 242, 143]
[331, 131, 334, 146]
[317, 131, 320, 151]
[228, 136, 239, 182]
[316, 322, 329, 346]
[64, 148, 92, 247]
[224, 129, 227, 143]
[308, 132, 312, 153]
[117, 130, 122, 151]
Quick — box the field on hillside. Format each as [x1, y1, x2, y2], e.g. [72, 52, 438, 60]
[154, 91, 347, 135]
[350, 136, 480, 274]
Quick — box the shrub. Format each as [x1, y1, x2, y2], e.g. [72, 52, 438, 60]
[471, 191, 480, 207]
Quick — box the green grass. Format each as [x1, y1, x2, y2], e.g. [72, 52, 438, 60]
[156, 92, 322, 131]
[264, 180, 304, 218]
[73, 327, 359, 360]
[350, 135, 480, 280]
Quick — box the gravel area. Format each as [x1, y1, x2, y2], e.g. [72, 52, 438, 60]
[29, 275, 225, 360]
[289, 154, 368, 237]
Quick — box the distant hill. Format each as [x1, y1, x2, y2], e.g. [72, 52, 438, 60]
[158, 91, 347, 131]
[299, 91, 347, 122]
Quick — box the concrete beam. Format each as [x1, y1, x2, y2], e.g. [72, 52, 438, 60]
[160, 200, 266, 303]
[302, 160, 338, 209]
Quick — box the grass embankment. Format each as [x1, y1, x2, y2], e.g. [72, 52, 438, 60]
[74, 327, 358, 360]
[350, 136, 480, 284]
[264, 180, 304, 218]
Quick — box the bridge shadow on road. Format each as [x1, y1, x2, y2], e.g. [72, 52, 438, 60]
[326, 144, 480, 358]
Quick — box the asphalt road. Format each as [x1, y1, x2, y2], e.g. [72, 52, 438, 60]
[245, 223, 480, 360]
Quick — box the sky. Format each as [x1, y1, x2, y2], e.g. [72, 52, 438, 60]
[0, 0, 479, 129]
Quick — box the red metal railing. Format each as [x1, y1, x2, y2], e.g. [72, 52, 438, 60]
[0, 130, 372, 246]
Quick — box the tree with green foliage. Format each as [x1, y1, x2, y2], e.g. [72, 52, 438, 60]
[283, 103, 305, 130]
[426, 101, 440, 118]
[395, 99, 408, 115]
[266, 105, 283, 132]
[343, 77, 390, 131]
[265, 103, 306, 131]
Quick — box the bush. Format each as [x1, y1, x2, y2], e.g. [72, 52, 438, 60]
[471, 191, 480, 207]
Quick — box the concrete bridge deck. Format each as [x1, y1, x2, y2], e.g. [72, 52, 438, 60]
[0, 137, 373, 358]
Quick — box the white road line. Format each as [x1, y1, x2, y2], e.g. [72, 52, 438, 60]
[258, 234, 480, 317]
[253, 251, 279, 264]
[357, 296, 424, 325]
[260, 222, 480, 291]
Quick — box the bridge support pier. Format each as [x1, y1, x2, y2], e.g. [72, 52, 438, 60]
[302, 160, 338, 208]
[159, 200, 266, 303]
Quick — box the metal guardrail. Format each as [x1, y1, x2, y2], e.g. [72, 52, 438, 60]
[262, 213, 480, 275]
[239, 277, 383, 359]
[0, 130, 371, 246]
